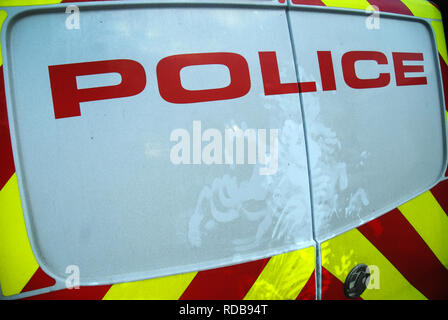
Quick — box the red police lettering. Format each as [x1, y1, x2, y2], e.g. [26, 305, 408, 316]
[342, 51, 391, 89]
[156, 52, 251, 104]
[317, 51, 337, 91]
[393, 52, 428, 86]
[48, 50, 428, 119]
[258, 51, 316, 95]
[48, 59, 146, 119]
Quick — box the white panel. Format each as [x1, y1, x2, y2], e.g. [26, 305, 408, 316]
[3, 4, 313, 284]
[289, 8, 446, 240]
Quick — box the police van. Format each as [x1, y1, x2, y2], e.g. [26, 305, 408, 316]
[0, 0, 447, 300]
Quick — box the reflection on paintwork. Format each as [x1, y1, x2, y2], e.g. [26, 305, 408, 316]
[188, 95, 312, 251]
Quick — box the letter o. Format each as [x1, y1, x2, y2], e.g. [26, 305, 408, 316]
[156, 52, 251, 103]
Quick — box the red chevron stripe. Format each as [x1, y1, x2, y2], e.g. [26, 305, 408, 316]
[295, 270, 316, 300]
[440, 54, 448, 113]
[437, 54, 448, 177]
[22, 284, 112, 300]
[20, 269, 110, 300]
[179, 258, 269, 300]
[21, 268, 55, 293]
[0, 67, 15, 190]
[291, 0, 326, 6]
[367, 0, 413, 15]
[321, 267, 361, 300]
[431, 180, 448, 217]
[357, 209, 448, 300]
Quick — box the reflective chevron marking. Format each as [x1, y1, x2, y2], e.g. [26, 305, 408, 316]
[431, 181, 448, 216]
[179, 259, 269, 300]
[0, 174, 39, 297]
[401, 0, 442, 20]
[321, 0, 371, 10]
[291, 0, 326, 5]
[0, 66, 15, 191]
[20, 267, 55, 294]
[23, 285, 112, 300]
[399, 191, 448, 269]
[439, 55, 448, 114]
[0, 11, 6, 67]
[0, 0, 61, 5]
[321, 228, 426, 300]
[295, 270, 316, 300]
[103, 272, 197, 300]
[244, 246, 315, 300]
[0, 178, 35, 297]
[432, 21, 447, 65]
[358, 209, 448, 300]
[321, 267, 361, 300]
[366, 0, 413, 15]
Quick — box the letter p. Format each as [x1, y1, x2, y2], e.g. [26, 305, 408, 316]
[48, 59, 146, 119]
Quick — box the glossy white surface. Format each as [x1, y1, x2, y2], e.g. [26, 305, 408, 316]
[289, 8, 446, 240]
[3, 4, 313, 284]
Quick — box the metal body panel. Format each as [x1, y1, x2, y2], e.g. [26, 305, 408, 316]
[289, 6, 446, 241]
[0, 0, 447, 300]
[1, 2, 314, 285]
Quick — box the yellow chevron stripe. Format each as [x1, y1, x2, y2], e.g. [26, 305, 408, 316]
[399, 191, 448, 269]
[431, 20, 448, 65]
[0, 0, 61, 6]
[244, 246, 315, 300]
[321, 0, 371, 10]
[0, 174, 39, 297]
[322, 229, 426, 300]
[0, 10, 7, 67]
[102, 272, 197, 300]
[401, 0, 442, 20]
